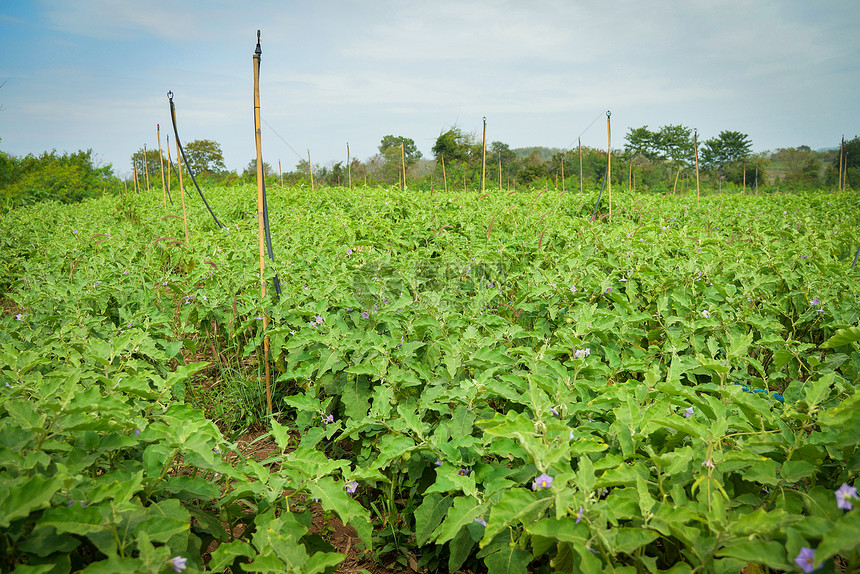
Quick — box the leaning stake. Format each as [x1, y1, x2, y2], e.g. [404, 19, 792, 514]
[253, 30, 273, 415]
[157, 125, 167, 210]
[606, 111, 612, 221]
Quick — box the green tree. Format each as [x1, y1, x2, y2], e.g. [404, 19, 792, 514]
[701, 131, 753, 188]
[657, 125, 694, 166]
[378, 135, 422, 165]
[183, 139, 226, 175]
[624, 126, 660, 160]
[432, 127, 474, 164]
[3, 149, 113, 205]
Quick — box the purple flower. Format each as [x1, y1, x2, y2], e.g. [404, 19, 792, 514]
[322, 414, 334, 424]
[794, 547, 819, 573]
[134, 429, 141, 436]
[683, 407, 694, 418]
[569, 285, 578, 293]
[474, 517, 487, 526]
[810, 298, 821, 306]
[835, 483, 858, 510]
[549, 407, 559, 416]
[15, 313, 23, 321]
[434, 458, 443, 466]
[345, 481, 358, 494]
[574, 348, 590, 359]
[532, 473, 553, 490]
[605, 287, 613, 293]
[458, 468, 471, 476]
[169, 556, 187, 573]
[575, 506, 583, 524]
[361, 311, 370, 319]
[701, 310, 710, 319]
[347, 249, 353, 256]
[315, 315, 324, 324]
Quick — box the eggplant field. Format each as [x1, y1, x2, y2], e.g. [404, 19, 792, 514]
[1, 185, 859, 574]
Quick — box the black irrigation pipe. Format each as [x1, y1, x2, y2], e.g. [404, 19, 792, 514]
[590, 165, 609, 222]
[254, 32, 281, 297]
[167, 91, 224, 229]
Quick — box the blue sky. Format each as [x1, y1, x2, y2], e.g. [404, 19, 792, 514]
[1, 1, 858, 177]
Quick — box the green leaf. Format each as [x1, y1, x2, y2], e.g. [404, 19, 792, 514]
[78, 557, 144, 573]
[434, 496, 484, 545]
[820, 326, 860, 348]
[484, 544, 532, 574]
[134, 516, 189, 543]
[36, 503, 104, 536]
[414, 493, 453, 546]
[715, 540, 789, 570]
[481, 488, 553, 547]
[599, 527, 659, 554]
[0, 475, 62, 528]
[526, 516, 589, 544]
[816, 510, 860, 562]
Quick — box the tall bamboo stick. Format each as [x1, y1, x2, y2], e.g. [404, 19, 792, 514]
[481, 117, 487, 194]
[307, 150, 314, 190]
[694, 130, 700, 203]
[347, 143, 351, 189]
[143, 144, 151, 192]
[579, 137, 583, 194]
[400, 142, 406, 191]
[253, 31, 272, 415]
[176, 136, 190, 243]
[606, 111, 612, 221]
[157, 125, 167, 210]
[441, 155, 448, 193]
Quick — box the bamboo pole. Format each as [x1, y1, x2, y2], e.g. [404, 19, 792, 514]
[498, 151, 502, 190]
[143, 144, 151, 192]
[606, 111, 612, 221]
[672, 165, 681, 195]
[253, 30, 272, 415]
[307, 150, 314, 190]
[157, 125, 167, 210]
[400, 142, 406, 191]
[166, 135, 173, 205]
[694, 130, 700, 203]
[481, 116, 487, 194]
[133, 161, 140, 194]
[839, 136, 845, 192]
[176, 135, 190, 243]
[579, 137, 583, 194]
[743, 161, 746, 193]
[441, 155, 448, 193]
[561, 153, 566, 192]
[347, 143, 352, 189]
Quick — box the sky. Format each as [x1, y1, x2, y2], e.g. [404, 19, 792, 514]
[1, 0, 858, 177]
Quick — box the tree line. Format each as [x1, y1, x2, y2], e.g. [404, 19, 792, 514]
[1, 129, 857, 208]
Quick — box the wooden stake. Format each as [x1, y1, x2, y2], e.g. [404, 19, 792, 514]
[307, 150, 314, 190]
[133, 161, 140, 195]
[672, 165, 681, 195]
[400, 142, 406, 191]
[253, 30, 272, 415]
[694, 130, 700, 203]
[347, 143, 352, 189]
[579, 137, 583, 194]
[441, 155, 448, 193]
[157, 125, 167, 210]
[498, 151, 502, 190]
[561, 152, 565, 192]
[606, 111, 612, 221]
[143, 144, 151, 192]
[839, 136, 845, 192]
[176, 136, 190, 243]
[166, 135, 173, 206]
[481, 116, 487, 194]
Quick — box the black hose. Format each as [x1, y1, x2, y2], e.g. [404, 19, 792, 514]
[255, 35, 282, 297]
[590, 166, 609, 222]
[167, 92, 224, 229]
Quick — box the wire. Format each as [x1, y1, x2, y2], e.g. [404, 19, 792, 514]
[262, 118, 305, 162]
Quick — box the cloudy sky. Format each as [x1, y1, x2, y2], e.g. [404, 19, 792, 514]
[1, 1, 858, 177]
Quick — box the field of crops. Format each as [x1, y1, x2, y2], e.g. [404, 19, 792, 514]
[1, 184, 859, 574]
